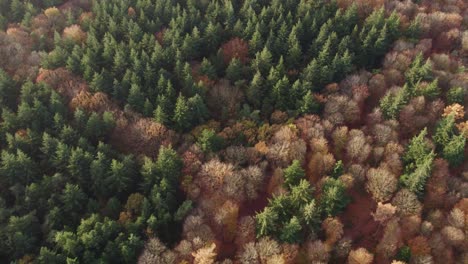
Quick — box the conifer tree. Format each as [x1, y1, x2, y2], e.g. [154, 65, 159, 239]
[172, 94, 191, 132]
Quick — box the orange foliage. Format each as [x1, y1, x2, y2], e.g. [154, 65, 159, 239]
[409, 236, 431, 256]
[221, 37, 249, 64]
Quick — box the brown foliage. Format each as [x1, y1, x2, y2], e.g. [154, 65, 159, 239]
[138, 238, 176, 264]
[346, 130, 371, 164]
[392, 189, 422, 217]
[366, 167, 398, 202]
[322, 217, 344, 246]
[409, 236, 431, 257]
[324, 95, 360, 126]
[372, 202, 396, 223]
[63, 25, 87, 43]
[207, 79, 244, 120]
[424, 158, 450, 209]
[347, 248, 374, 264]
[376, 218, 402, 261]
[221, 38, 249, 64]
[192, 243, 217, 264]
[37, 68, 88, 101]
[215, 200, 239, 242]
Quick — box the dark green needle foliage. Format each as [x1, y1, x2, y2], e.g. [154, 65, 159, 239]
[42, 0, 399, 128]
[0, 76, 189, 262]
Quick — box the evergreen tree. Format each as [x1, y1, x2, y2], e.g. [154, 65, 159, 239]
[443, 134, 466, 167]
[172, 94, 191, 132]
[279, 216, 302, 243]
[127, 84, 145, 112]
[298, 91, 320, 115]
[225, 58, 244, 83]
[320, 178, 350, 217]
[283, 160, 305, 188]
[153, 105, 168, 125]
[197, 129, 224, 153]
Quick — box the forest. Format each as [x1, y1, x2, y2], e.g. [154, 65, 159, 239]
[0, 0, 466, 263]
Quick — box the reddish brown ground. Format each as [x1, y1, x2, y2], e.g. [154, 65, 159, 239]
[340, 187, 383, 251]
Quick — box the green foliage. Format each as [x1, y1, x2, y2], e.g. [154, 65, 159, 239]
[279, 216, 302, 243]
[283, 160, 305, 188]
[320, 178, 350, 217]
[432, 114, 466, 167]
[400, 128, 435, 195]
[405, 53, 432, 86]
[331, 160, 344, 178]
[447, 87, 465, 104]
[442, 134, 466, 167]
[0, 83, 186, 262]
[197, 129, 224, 153]
[396, 246, 411, 262]
[173, 94, 191, 132]
[380, 84, 411, 119]
[44, 0, 398, 130]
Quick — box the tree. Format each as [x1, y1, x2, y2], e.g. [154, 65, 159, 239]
[433, 115, 456, 148]
[199, 58, 216, 79]
[188, 94, 209, 125]
[283, 160, 305, 188]
[155, 145, 182, 186]
[366, 167, 398, 202]
[61, 183, 86, 213]
[172, 94, 191, 132]
[298, 91, 320, 115]
[447, 87, 465, 104]
[279, 216, 302, 243]
[246, 71, 264, 108]
[6, 213, 40, 259]
[255, 207, 278, 237]
[443, 134, 465, 167]
[405, 53, 432, 86]
[127, 84, 145, 112]
[320, 178, 350, 217]
[221, 37, 249, 64]
[225, 58, 244, 83]
[153, 105, 168, 125]
[252, 47, 272, 76]
[107, 158, 133, 194]
[197, 129, 224, 153]
[272, 76, 290, 110]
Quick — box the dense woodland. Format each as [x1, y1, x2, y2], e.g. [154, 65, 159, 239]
[0, 0, 467, 263]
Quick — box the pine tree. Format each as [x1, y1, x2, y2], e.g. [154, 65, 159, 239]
[246, 71, 264, 108]
[66, 45, 83, 74]
[279, 216, 302, 243]
[252, 47, 272, 76]
[197, 129, 224, 153]
[127, 84, 145, 112]
[272, 76, 290, 110]
[286, 30, 302, 68]
[400, 151, 434, 195]
[433, 115, 456, 148]
[299, 91, 320, 115]
[172, 94, 191, 132]
[283, 160, 305, 188]
[143, 99, 154, 117]
[443, 134, 466, 167]
[320, 178, 350, 217]
[188, 94, 209, 125]
[153, 105, 168, 125]
[405, 52, 432, 86]
[255, 207, 278, 237]
[225, 58, 243, 83]
[199, 58, 216, 79]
